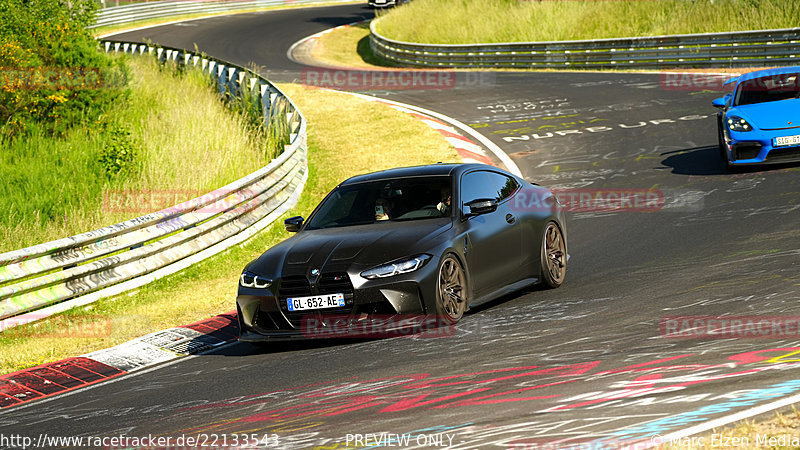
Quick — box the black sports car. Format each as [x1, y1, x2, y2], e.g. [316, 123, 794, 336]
[237, 163, 567, 342]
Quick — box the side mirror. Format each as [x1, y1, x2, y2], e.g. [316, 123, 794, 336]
[713, 94, 732, 109]
[284, 216, 304, 232]
[465, 198, 498, 217]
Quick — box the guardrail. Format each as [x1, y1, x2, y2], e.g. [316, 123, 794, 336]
[370, 21, 800, 69]
[92, 0, 356, 29]
[0, 41, 308, 331]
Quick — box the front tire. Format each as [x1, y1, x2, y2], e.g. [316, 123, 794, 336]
[541, 222, 566, 288]
[436, 254, 467, 324]
[718, 117, 738, 172]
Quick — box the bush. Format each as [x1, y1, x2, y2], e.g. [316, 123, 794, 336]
[0, 0, 129, 137]
[97, 123, 138, 176]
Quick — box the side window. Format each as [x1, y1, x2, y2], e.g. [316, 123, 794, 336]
[461, 171, 519, 205]
[490, 173, 519, 201]
[460, 171, 492, 205]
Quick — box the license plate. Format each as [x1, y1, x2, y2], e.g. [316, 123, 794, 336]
[287, 293, 345, 312]
[774, 135, 800, 147]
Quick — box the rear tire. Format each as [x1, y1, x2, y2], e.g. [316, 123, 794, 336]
[435, 254, 467, 324]
[541, 222, 566, 288]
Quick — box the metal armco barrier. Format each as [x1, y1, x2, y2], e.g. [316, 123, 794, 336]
[0, 41, 308, 330]
[370, 20, 800, 69]
[92, 0, 356, 29]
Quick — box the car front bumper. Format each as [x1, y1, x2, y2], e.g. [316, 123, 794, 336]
[724, 128, 800, 165]
[236, 264, 441, 342]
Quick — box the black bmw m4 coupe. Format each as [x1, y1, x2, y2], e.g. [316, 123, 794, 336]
[237, 163, 567, 342]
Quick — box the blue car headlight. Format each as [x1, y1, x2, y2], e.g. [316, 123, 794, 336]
[240, 270, 272, 289]
[360, 254, 431, 279]
[727, 116, 753, 132]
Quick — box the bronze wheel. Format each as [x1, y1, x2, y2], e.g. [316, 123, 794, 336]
[436, 254, 466, 323]
[541, 222, 566, 288]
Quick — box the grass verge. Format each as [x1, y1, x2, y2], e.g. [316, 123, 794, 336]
[311, 21, 389, 69]
[375, 0, 800, 44]
[0, 84, 459, 375]
[0, 55, 273, 251]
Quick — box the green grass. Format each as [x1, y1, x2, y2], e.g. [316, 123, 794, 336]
[311, 21, 392, 69]
[0, 55, 273, 251]
[374, 0, 800, 44]
[0, 84, 460, 374]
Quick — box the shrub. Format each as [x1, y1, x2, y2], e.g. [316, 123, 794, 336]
[97, 123, 138, 177]
[0, 0, 129, 137]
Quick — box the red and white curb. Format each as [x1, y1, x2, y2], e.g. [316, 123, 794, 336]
[383, 104, 494, 166]
[0, 312, 238, 409]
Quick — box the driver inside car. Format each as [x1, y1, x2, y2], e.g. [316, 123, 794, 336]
[437, 189, 451, 215]
[375, 198, 392, 221]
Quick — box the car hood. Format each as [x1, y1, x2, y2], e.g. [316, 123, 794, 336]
[247, 219, 453, 276]
[734, 98, 800, 130]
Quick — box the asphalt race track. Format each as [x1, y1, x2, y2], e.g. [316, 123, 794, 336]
[3, 4, 799, 448]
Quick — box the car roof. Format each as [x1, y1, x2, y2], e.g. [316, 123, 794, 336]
[737, 65, 800, 84]
[339, 163, 506, 185]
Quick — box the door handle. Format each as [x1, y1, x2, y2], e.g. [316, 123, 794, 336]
[505, 214, 516, 224]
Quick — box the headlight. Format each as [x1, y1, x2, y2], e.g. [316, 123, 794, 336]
[240, 270, 272, 289]
[727, 116, 753, 132]
[360, 254, 431, 279]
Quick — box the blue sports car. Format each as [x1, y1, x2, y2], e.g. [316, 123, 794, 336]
[713, 66, 800, 167]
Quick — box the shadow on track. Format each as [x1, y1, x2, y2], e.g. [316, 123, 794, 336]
[200, 288, 546, 358]
[306, 8, 374, 28]
[660, 145, 728, 175]
[463, 283, 552, 316]
[661, 145, 800, 175]
[209, 338, 376, 357]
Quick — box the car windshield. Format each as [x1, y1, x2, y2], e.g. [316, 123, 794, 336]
[734, 72, 800, 106]
[305, 176, 452, 230]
